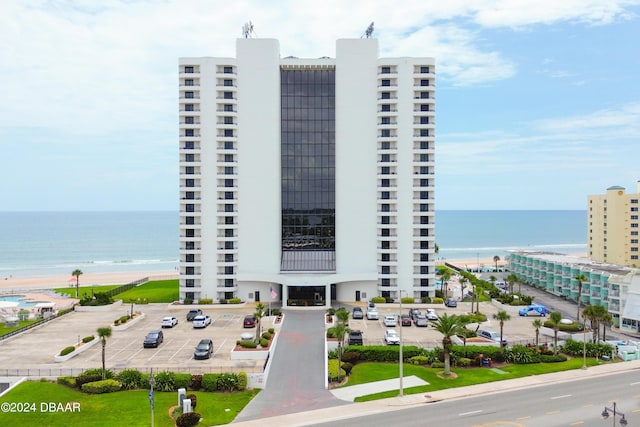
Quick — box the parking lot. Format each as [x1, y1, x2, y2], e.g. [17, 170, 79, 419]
[0, 304, 269, 374]
[343, 300, 555, 348]
[0, 299, 560, 377]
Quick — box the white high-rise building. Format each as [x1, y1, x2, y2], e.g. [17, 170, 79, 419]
[178, 38, 436, 307]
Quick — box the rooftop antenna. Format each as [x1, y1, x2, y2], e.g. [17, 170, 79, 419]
[242, 21, 256, 38]
[362, 22, 374, 38]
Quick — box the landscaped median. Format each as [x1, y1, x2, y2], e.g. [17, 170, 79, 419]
[54, 336, 100, 363]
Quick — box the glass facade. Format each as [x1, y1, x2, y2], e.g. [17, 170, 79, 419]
[280, 69, 336, 269]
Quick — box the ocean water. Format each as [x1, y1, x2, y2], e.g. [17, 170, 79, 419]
[0, 210, 587, 278]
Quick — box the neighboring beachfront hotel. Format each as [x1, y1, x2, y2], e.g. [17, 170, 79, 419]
[178, 37, 436, 306]
[508, 251, 640, 334]
[588, 182, 640, 268]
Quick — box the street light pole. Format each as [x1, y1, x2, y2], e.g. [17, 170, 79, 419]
[602, 401, 628, 426]
[398, 290, 403, 397]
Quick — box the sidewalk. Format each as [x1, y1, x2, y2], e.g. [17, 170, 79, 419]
[231, 359, 640, 426]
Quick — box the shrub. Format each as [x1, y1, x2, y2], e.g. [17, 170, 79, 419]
[408, 355, 429, 365]
[183, 298, 193, 305]
[76, 373, 104, 388]
[326, 327, 336, 338]
[421, 296, 432, 303]
[116, 369, 144, 390]
[186, 393, 197, 409]
[261, 332, 272, 340]
[370, 296, 386, 304]
[114, 319, 120, 326]
[543, 320, 582, 332]
[219, 299, 227, 304]
[505, 345, 540, 364]
[237, 371, 248, 391]
[174, 373, 192, 390]
[228, 298, 242, 304]
[60, 346, 76, 356]
[540, 354, 568, 362]
[431, 361, 445, 368]
[190, 374, 202, 391]
[176, 412, 201, 427]
[328, 359, 346, 382]
[400, 297, 414, 304]
[216, 373, 238, 392]
[341, 351, 361, 363]
[238, 340, 258, 348]
[83, 368, 114, 379]
[198, 298, 213, 304]
[81, 379, 122, 394]
[154, 371, 176, 392]
[341, 362, 354, 375]
[201, 374, 219, 392]
[57, 376, 76, 388]
[259, 338, 269, 348]
[326, 307, 336, 315]
[457, 357, 472, 367]
[119, 315, 130, 324]
[82, 335, 95, 343]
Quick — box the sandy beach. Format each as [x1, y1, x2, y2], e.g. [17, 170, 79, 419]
[0, 270, 178, 292]
[0, 257, 505, 292]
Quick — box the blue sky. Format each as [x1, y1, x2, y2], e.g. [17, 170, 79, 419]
[0, 0, 638, 211]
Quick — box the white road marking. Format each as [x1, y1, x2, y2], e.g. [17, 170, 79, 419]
[551, 394, 571, 399]
[459, 410, 483, 416]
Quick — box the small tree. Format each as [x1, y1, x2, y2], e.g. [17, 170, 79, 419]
[459, 276, 468, 301]
[493, 255, 500, 272]
[548, 311, 563, 354]
[332, 322, 350, 382]
[532, 319, 543, 347]
[254, 302, 265, 342]
[72, 269, 83, 299]
[506, 273, 518, 295]
[97, 326, 112, 380]
[493, 310, 511, 350]
[432, 313, 465, 377]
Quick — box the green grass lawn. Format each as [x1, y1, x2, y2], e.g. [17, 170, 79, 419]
[54, 285, 121, 298]
[0, 319, 43, 338]
[115, 280, 178, 303]
[0, 381, 258, 427]
[54, 280, 179, 303]
[346, 358, 602, 402]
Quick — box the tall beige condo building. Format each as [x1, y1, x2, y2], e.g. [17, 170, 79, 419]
[588, 182, 640, 267]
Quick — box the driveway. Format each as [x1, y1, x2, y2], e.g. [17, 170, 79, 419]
[234, 309, 347, 422]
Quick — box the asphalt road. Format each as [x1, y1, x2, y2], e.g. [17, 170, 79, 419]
[309, 369, 640, 427]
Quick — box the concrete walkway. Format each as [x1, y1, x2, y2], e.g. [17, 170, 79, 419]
[330, 375, 428, 401]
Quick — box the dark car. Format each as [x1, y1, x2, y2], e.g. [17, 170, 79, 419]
[193, 338, 214, 360]
[444, 298, 458, 308]
[352, 307, 364, 319]
[243, 315, 256, 328]
[408, 308, 421, 320]
[143, 330, 164, 348]
[186, 309, 203, 321]
[398, 314, 412, 326]
[348, 330, 363, 346]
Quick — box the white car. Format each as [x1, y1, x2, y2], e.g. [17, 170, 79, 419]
[192, 315, 212, 328]
[384, 329, 400, 345]
[383, 315, 397, 327]
[366, 307, 379, 320]
[425, 308, 438, 321]
[161, 316, 178, 328]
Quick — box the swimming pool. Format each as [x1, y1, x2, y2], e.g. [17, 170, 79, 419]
[0, 295, 50, 307]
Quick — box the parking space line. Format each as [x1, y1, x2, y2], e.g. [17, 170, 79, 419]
[169, 339, 192, 361]
[214, 338, 227, 357]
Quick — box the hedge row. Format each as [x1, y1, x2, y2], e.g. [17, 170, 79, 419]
[57, 369, 249, 394]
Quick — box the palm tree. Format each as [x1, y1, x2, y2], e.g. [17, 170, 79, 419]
[438, 269, 452, 298]
[506, 273, 518, 295]
[574, 274, 588, 324]
[601, 311, 613, 342]
[493, 310, 511, 349]
[493, 255, 500, 272]
[432, 313, 465, 377]
[72, 269, 83, 299]
[459, 276, 468, 301]
[97, 326, 112, 379]
[254, 302, 265, 341]
[532, 319, 543, 347]
[548, 311, 563, 354]
[335, 307, 350, 326]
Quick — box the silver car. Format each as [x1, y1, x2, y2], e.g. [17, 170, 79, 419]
[414, 314, 428, 327]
